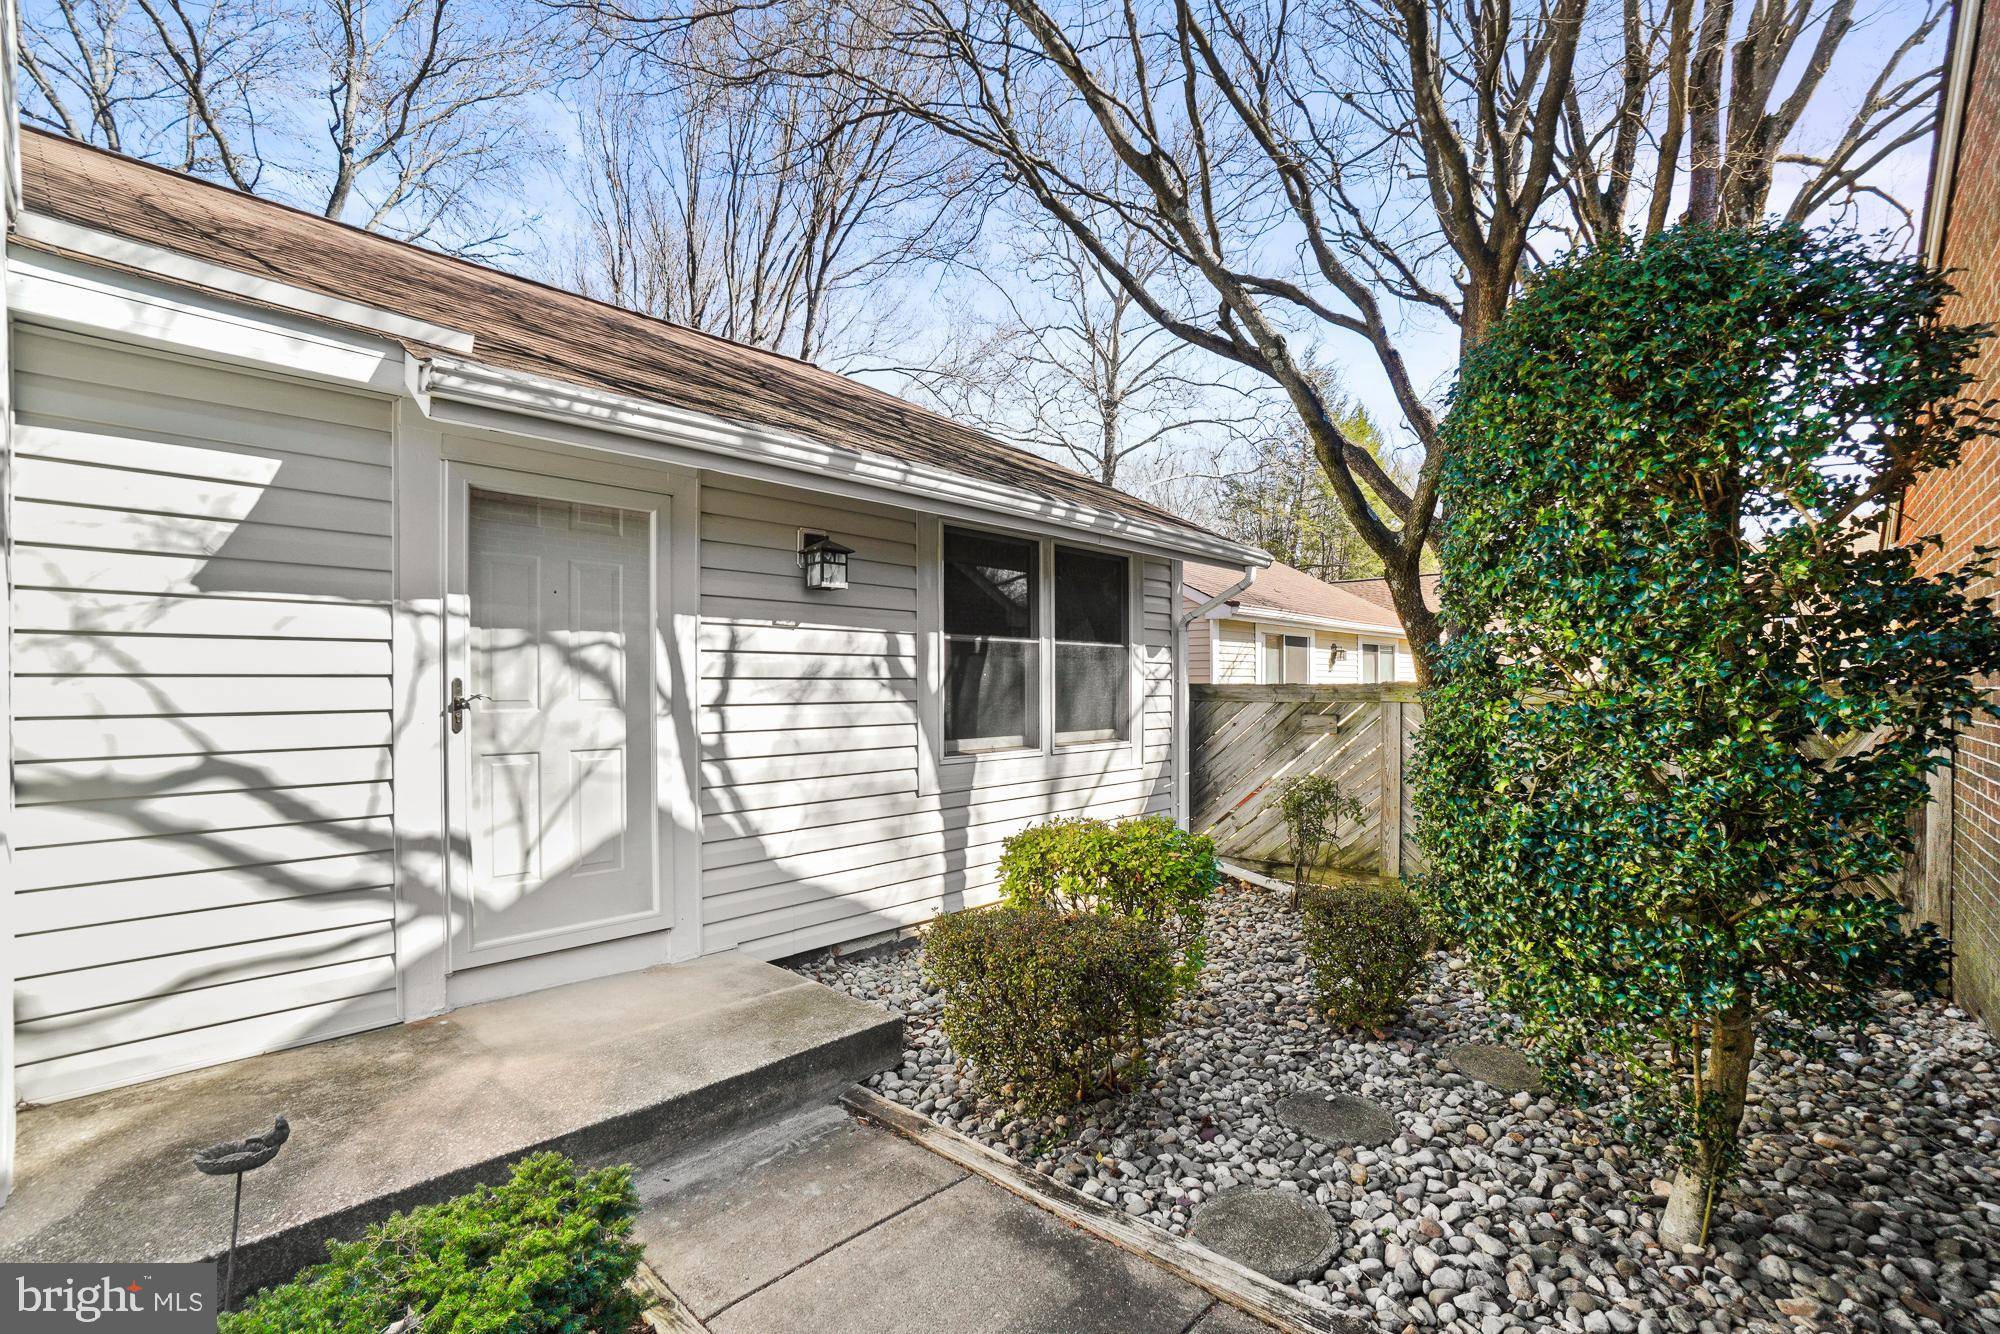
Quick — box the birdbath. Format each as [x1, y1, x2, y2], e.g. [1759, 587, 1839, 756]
[192, 1115, 290, 1311]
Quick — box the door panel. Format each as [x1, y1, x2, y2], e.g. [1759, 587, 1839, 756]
[459, 488, 662, 961]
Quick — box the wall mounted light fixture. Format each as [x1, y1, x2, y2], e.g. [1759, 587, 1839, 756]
[799, 530, 854, 590]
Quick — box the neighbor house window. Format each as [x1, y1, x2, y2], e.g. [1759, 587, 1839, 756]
[1264, 633, 1310, 683]
[1360, 642, 1395, 684]
[1054, 546, 1129, 744]
[942, 527, 1131, 755]
[943, 528, 1040, 753]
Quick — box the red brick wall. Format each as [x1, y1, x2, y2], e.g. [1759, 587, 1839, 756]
[1900, 4, 2000, 1026]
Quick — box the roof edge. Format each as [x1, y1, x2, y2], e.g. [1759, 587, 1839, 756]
[428, 355, 1273, 567]
[16, 209, 477, 353]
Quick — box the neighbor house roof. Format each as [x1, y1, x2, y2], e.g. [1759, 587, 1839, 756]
[1326, 573, 1441, 617]
[1183, 560, 1413, 633]
[14, 129, 1244, 554]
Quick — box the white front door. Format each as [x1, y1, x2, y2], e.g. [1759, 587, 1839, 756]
[449, 479, 670, 967]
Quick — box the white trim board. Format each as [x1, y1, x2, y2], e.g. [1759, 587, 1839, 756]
[14, 211, 477, 353]
[6, 245, 410, 394]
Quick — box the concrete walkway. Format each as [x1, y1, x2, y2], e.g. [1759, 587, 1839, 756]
[0, 955, 899, 1300]
[633, 1105, 1275, 1334]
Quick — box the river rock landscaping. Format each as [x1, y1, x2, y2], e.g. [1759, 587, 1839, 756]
[796, 880, 2000, 1333]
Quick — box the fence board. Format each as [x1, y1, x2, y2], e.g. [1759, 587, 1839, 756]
[1190, 684, 1423, 880]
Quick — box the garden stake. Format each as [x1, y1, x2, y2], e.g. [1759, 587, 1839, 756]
[193, 1114, 290, 1311]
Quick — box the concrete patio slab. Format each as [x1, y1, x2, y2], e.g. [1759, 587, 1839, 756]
[1192, 1302, 1290, 1334]
[705, 1172, 1217, 1334]
[0, 954, 900, 1301]
[632, 1105, 964, 1318]
[630, 1100, 1266, 1333]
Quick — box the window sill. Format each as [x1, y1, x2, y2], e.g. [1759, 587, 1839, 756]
[942, 746, 1043, 764]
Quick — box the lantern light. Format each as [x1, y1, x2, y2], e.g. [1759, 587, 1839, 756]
[799, 531, 853, 590]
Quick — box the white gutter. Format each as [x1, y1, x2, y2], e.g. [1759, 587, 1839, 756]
[1201, 602, 1404, 637]
[1922, 0, 1985, 264]
[426, 355, 1271, 568]
[1180, 565, 1259, 625]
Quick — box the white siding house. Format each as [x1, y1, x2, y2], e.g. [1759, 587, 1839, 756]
[1182, 561, 1425, 685]
[0, 130, 1267, 1179]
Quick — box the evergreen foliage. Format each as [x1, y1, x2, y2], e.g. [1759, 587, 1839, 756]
[221, 1153, 643, 1334]
[924, 906, 1177, 1111]
[1416, 223, 2000, 1243]
[1298, 881, 1432, 1028]
[997, 814, 1218, 983]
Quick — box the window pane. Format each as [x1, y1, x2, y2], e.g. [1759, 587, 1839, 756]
[1264, 634, 1283, 683]
[945, 637, 1040, 752]
[1054, 547, 1127, 644]
[1056, 643, 1126, 744]
[944, 529, 1037, 638]
[1361, 644, 1381, 683]
[1284, 635, 1310, 685]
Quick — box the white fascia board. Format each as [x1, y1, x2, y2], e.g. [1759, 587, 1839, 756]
[1206, 601, 1404, 637]
[425, 356, 1271, 568]
[7, 243, 408, 392]
[14, 211, 477, 353]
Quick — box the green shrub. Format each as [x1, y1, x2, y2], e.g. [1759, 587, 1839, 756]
[1299, 882, 1431, 1028]
[221, 1153, 643, 1334]
[1419, 223, 1999, 1245]
[996, 815, 1218, 980]
[1275, 774, 1366, 904]
[923, 905, 1176, 1112]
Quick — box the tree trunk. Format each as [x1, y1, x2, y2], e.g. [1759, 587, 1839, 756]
[1388, 565, 1442, 687]
[1659, 1004, 1757, 1249]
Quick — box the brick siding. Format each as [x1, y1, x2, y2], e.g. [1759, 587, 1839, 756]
[1900, 4, 2000, 1027]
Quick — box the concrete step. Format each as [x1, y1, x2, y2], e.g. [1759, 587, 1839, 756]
[0, 954, 901, 1301]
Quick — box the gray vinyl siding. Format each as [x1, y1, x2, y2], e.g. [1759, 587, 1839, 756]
[1187, 613, 1213, 683]
[9, 331, 398, 1102]
[697, 479, 1179, 960]
[1212, 618, 1258, 684]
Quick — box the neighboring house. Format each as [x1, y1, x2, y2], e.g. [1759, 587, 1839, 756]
[0, 129, 1267, 1168]
[1182, 561, 1431, 685]
[1899, 0, 2000, 1029]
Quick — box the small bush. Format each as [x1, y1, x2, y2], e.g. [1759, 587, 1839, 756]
[996, 815, 1218, 980]
[1276, 774, 1366, 903]
[1299, 882, 1431, 1029]
[924, 906, 1176, 1112]
[221, 1153, 642, 1334]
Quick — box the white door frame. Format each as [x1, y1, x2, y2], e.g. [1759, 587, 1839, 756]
[438, 458, 701, 979]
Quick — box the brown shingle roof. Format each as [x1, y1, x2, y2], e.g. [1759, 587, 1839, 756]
[1327, 573, 1441, 616]
[16, 129, 1224, 545]
[1183, 559, 1410, 632]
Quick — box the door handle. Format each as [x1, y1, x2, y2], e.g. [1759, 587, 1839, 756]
[447, 677, 490, 734]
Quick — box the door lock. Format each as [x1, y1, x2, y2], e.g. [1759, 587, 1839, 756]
[447, 678, 490, 734]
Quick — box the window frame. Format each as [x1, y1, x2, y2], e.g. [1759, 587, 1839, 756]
[1257, 625, 1314, 684]
[1359, 639, 1398, 684]
[928, 520, 1143, 771]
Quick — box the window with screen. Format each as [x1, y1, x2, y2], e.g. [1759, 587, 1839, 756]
[1361, 642, 1392, 683]
[943, 528, 1040, 753]
[1054, 546, 1129, 744]
[1264, 633, 1310, 683]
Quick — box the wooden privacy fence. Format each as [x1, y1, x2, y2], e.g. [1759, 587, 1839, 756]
[1187, 684, 1950, 922]
[1189, 684, 1424, 881]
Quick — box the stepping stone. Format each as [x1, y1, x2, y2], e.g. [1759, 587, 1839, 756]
[1442, 1041, 1545, 1093]
[1189, 1186, 1340, 1283]
[1274, 1090, 1398, 1148]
